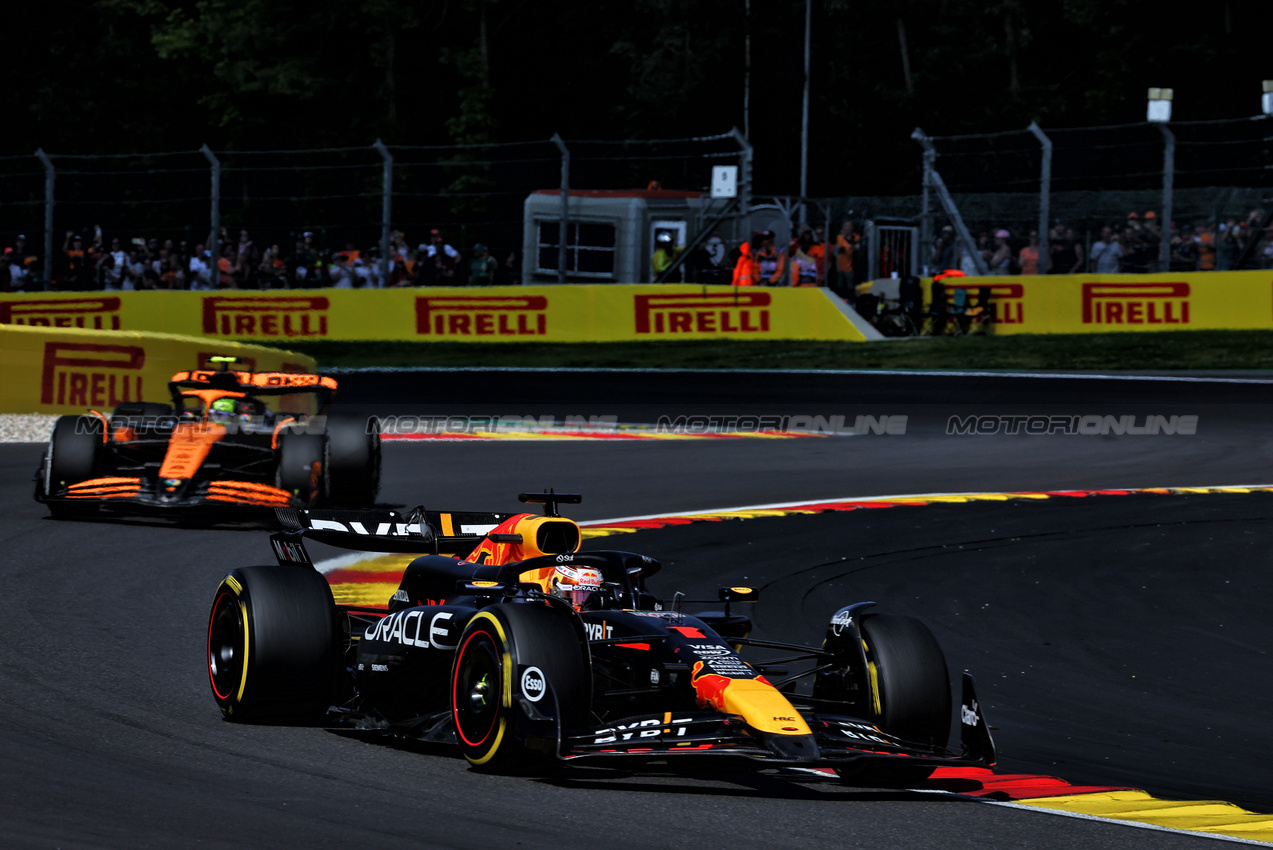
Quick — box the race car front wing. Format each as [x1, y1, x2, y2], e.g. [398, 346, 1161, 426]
[558, 674, 995, 770]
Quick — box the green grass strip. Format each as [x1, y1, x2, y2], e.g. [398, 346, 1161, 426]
[260, 330, 1273, 371]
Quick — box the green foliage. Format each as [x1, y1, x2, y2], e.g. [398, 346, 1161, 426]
[5, 0, 1266, 194]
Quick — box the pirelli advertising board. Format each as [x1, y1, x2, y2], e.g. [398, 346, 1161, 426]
[937, 270, 1273, 334]
[0, 285, 869, 343]
[0, 323, 316, 414]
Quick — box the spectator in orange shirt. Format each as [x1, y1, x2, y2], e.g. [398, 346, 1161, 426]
[1197, 223, 1217, 271]
[1017, 230, 1040, 274]
[732, 233, 760, 286]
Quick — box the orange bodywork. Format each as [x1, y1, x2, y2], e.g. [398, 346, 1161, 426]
[170, 370, 336, 393]
[206, 481, 293, 506]
[464, 514, 583, 595]
[270, 416, 297, 450]
[65, 477, 142, 499]
[159, 421, 228, 482]
[689, 661, 813, 736]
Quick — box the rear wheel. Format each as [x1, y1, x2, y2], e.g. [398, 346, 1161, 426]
[275, 429, 328, 505]
[109, 401, 175, 436]
[109, 401, 173, 419]
[837, 614, 951, 787]
[325, 414, 381, 507]
[207, 565, 340, 722]
[451, 603, 589, 773]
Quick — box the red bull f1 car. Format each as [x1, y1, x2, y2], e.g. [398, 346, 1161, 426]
[207, 493, 996, 781]
[35, 357, 380, 516]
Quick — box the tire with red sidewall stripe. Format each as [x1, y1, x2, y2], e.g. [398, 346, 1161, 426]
[450, 602, 589, 773]
[207, 565, 340, 722]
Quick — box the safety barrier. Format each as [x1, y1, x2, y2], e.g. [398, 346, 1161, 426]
[936, 270, 1273, 335]
[0, 285, 873, 343]
[0, 323, 316, 414]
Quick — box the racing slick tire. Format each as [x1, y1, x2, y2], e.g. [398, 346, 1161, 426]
[836, 614, 951, 787]
[450, 603, 590, 774]
[325, 414, 381, 507]
[45, 415, 103, 516]
[208, 565, 341, 722]
[275, 428, 329, 505]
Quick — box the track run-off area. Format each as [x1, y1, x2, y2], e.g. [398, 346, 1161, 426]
[3, 369, 1273, 848]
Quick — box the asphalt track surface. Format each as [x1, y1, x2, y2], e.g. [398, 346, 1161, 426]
[3, 370, 1272, 848]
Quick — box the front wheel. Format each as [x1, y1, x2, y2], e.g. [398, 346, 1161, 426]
[208, 565, 340, 722]
[44, 415, 104, 516]
[836, 613, 951, 787]
[451, 603, 590, 773]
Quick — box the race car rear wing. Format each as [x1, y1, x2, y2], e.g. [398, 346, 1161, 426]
[270, 506, 516, 565]
[168, 369, 339, 412]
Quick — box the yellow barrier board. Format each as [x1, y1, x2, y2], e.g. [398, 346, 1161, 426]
[0, 323, 316, 414]
[937, 270, 1273, 334]
[0, 285, 868, 343]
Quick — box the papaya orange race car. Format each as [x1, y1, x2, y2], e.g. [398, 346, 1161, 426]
[34, 357, 380, 517]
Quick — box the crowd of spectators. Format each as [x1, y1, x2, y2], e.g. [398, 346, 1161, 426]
[932, 209, 1273, 275]
[0, 226, 520, 292]
[5, 210, 1272, 293]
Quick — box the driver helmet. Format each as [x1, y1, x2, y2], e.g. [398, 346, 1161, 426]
[209, 397, 250, 425]
[551, 564, 604, 610]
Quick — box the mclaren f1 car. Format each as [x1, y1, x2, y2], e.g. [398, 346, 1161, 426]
[207, 493, 996, 781]
[35, 357, 380, 516]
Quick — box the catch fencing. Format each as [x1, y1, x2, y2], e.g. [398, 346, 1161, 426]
[908, 115, 1273, 275]
[1, 134, 748, 287]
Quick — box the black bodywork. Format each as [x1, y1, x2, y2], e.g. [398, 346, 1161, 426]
[221, 500, 996, 775]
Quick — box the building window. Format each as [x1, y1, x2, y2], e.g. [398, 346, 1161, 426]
[536, 220, 616, 279]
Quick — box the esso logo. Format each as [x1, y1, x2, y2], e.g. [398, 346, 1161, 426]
[521, 666, 546, 702]
[555, 554, 574, 563]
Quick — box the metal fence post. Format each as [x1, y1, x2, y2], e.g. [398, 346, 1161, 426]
[798, 0, 811, 227]
[550, 133, 569, 283]
[200, 145, 221, 283]
[1158, 124, 1175, 271]
[1027, 121, 1051, 273]
[730, 127, 753, 236]
[373, 140, 393, 286]
[912, 129, 988, 275]
[919, 144, 933, 275]
[35, 149, 53, 289]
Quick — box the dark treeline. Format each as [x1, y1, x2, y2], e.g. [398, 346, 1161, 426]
[9, 0, 1267, 196]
